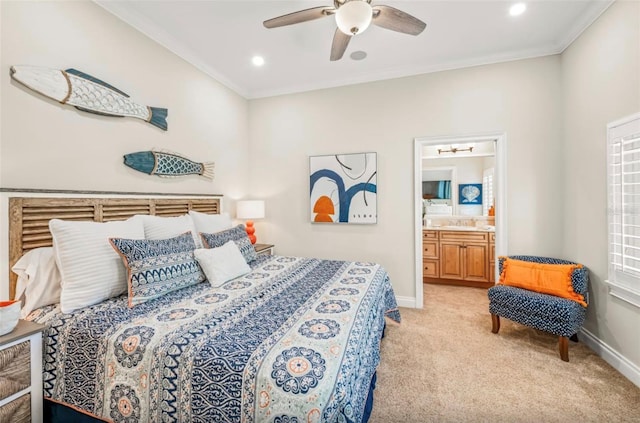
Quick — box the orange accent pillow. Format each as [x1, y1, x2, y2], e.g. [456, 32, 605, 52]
[499, 258, 586, 307]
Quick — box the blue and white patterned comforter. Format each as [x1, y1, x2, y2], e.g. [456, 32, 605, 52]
[28, 255, 400, 423]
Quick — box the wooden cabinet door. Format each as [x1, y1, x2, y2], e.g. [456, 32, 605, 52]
[464, 243, 489, 282]
[439, 242, 464, 279]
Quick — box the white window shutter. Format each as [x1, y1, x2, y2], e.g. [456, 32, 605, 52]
[483, 168, 494, 216]
[607, 113, 640, 304]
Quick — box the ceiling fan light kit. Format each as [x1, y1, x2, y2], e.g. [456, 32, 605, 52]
[263, 0, 426, 61]
[335, 1, 373, 35]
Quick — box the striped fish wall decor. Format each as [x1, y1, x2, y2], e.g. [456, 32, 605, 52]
[124, 150, 214, 179]
[10, 65, 168, 130]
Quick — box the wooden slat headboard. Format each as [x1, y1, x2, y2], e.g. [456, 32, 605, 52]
[8, 196, 220, 299]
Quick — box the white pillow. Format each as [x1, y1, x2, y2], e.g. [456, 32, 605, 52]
[12, 247, 61, 318]
[50, 218, 145, 313]
[189, 210, 232, 235]
[194, 241, 251, 288]
[132, 214, 202, 248]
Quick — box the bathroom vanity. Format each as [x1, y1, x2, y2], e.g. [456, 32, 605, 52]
[423, 227, 496, 288]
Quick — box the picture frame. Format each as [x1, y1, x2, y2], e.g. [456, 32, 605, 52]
[309, 152, 377, 224]
[458, 183, 482, 204]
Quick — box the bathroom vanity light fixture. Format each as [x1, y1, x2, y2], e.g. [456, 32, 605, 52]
[438, 145, 474, 154]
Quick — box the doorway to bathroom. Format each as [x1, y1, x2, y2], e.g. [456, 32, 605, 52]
[413, 133, 508, 308]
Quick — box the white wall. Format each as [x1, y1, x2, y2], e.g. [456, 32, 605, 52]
[562, 1, 640, 372]
[483, 156, 495, 170]
[249, 56, 564, 299]
[426, 157, 484, 184]
[1, 1, 249, 198]
[0, 1, 250, 298]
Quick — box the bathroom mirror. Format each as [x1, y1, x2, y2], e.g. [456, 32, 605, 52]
[422, 180, 451, 199]
[422, 167, 456, 215]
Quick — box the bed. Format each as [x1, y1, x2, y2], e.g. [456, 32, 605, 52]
[8, 196, 400, 423]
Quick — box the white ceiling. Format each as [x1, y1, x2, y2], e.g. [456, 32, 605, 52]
[96, 0, 613, 99]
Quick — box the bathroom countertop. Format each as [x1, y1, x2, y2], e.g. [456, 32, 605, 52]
[423, 225, 495, 232]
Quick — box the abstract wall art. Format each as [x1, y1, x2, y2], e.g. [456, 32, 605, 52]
[459, 183, 482, 204]
[309, 152, 377, 224]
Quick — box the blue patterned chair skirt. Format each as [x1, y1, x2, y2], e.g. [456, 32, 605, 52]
[488, 256, 589, 338]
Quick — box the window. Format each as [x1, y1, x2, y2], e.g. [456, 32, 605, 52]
[607, 112, 640, 307]
[482, 168, 494, 216]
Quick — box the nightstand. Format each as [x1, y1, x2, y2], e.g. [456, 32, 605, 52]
[0, 320, 44, 423]
[254, 243, 275, 256]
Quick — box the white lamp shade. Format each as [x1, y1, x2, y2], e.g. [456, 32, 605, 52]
[336, 1, 373, 35]
[236, 200, 265, 220]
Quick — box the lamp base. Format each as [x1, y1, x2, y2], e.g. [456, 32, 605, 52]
[245, 220, 257, 244]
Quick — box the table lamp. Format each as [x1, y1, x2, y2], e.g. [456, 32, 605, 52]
[236, 200, 265, 244]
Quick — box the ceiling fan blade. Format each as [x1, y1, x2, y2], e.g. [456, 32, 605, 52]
[263, 6, 334, 29]
[330, 28, 352, 61]
[372, 5, 426, 36]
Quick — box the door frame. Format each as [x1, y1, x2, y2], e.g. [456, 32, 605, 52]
[413, 132, 508, 309]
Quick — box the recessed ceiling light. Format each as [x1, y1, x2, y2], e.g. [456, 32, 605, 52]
[350, 51, 367, 61]
[252, 56, 265, 67]
[509, 3, 526, 16]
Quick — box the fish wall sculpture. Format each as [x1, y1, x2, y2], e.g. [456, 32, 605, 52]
[124, 150, 214, 180]
[10, 65, 168, 131]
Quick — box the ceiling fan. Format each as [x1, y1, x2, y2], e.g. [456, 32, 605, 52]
[263, 0, 426, 61]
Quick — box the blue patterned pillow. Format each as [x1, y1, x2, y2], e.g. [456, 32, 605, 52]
[110, 232, 205, 307]
[200, 225, 258, 263]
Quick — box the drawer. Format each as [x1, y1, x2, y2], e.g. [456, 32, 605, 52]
[0, 341, 30, 401]
[422, 240, 439, 259]
[0, 393, 30, 423]
[423, 230, 438, 240]
[489, 233, 495, 243]
[440, 231, 489, 243]
[423, 260, 439, 278]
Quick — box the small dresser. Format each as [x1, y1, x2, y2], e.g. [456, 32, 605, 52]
[254, 243, 275, 256]
[0, 320, 45, 423]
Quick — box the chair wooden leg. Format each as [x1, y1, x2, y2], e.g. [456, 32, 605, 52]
[491, 314, 500, 334]
[559, 336, 569, 362]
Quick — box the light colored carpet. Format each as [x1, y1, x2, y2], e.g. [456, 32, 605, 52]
[369, 284, 640, 422]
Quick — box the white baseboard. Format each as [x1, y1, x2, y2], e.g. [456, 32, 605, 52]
[580, 327, 640, 388]
[395, 296, 416, 308]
